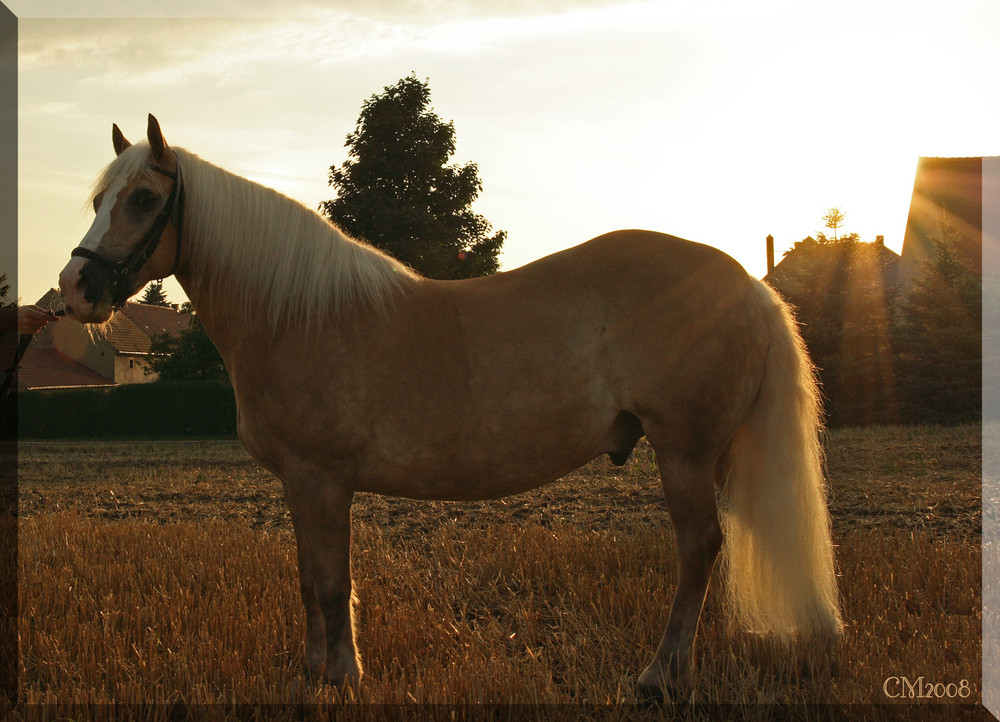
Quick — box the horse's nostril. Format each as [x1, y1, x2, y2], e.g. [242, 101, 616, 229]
[74, 272, 90, 301]
[76, 260, 114, 305]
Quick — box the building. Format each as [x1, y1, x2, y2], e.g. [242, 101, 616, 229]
[759, 156, 990, 427]
[898, 156, 994, 282]
[766, 155, 995, 287]
[764, 234, 901, 291]
[17, 290, 192, 390]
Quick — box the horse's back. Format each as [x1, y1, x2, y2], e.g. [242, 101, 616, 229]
[448, 230, 754, 326]
[476, 229, 745, 290]
[447, 229, 769, 462]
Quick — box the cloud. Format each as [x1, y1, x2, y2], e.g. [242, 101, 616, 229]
[18, 6, 625, 91]
[19, 100, 76, 115]
[7, 0, 621, 20]
[17, 16, 438, 88]
[7, 0, 321, 18]
[19, 19, 267, 73]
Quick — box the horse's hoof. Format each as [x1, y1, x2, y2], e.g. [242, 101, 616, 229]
[638, 660, 680, 704]
[301, 665, 326, 687]
[301, 655, 362, 688]
[637, 683, 666, 706]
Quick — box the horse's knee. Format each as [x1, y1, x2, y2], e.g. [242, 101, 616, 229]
[702, 518, 723, 557]
[675, 514, 723, 577]
[319, 590, 352, 629]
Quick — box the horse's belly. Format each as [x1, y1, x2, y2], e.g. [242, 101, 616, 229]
[351, 428, 606, 501]
[354, 462, 584, 501]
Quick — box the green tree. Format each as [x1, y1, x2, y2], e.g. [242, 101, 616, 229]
[145, 314, 229, 383]
[894, 215, 981, 423]
[139, 280, 170, 306]
[320, 75, 505, 279]
[0, 273, 12, 307]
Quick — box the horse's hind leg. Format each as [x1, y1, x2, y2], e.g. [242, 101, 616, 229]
[638, 452, 723, 699]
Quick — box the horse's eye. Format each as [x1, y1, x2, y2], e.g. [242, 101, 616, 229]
[92, 193, 103, 213]
[130, 189, 159, 212]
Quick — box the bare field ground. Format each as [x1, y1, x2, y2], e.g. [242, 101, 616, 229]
[12, 425, 989, 718]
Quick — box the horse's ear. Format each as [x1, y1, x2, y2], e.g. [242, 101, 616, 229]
[112, 124, 131, 156]
[147, 114, 168, 161]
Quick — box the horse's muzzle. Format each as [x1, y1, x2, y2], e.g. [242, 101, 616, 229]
[58, 258, 116, 324]
[77, 258, 134, 309]
[79, 259, 115, 305]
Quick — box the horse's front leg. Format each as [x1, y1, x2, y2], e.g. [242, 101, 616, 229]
[282, 468, 360, 685]
[286, 505, 327, 676]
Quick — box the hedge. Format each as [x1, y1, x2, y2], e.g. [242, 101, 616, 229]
[18, 381, 238, 439]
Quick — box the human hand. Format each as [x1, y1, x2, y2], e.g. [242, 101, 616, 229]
[18, 305, 59, 335]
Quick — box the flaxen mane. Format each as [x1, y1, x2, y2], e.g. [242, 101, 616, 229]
[90, 143, 419, 330]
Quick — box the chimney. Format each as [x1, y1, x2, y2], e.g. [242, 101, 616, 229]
[875, 235, 884, 247]
[766, 234, 775, 275]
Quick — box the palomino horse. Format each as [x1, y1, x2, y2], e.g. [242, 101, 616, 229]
[58, 115, 843, 698]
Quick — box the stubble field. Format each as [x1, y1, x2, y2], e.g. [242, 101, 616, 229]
[11, 425, 991, 719]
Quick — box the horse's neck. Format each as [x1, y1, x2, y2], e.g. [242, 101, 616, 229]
[177, 153, 416, 335]
[170, 158, 310, 347]
[172, 246, 377, 366]
[170, 152, 422, 368]
[173, 267, 248, 352]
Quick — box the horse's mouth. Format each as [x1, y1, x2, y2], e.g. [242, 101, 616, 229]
[61, 301, 113, 325]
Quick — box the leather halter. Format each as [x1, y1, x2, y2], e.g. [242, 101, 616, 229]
[71, 162, 184, 309]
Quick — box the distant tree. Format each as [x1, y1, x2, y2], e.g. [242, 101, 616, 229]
[320, 75, 505, 279]
[821, 207, 846, 242]
[139, 281, 170, 306]
[894, 215, 981, 423]
[145, 314, 228, 383]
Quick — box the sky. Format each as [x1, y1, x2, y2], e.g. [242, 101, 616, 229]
[9, 0, 1000, 307]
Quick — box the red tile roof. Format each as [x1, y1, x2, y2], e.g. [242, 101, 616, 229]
[17, 345, 114, 390]
[34, 290, 191, 355]
[18, 293, 193, 389]
[104, 303, 190, 354]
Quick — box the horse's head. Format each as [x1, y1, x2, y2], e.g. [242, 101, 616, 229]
[59, 114, 184, 324]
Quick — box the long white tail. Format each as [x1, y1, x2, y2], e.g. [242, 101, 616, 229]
[719, 279, 844, 642]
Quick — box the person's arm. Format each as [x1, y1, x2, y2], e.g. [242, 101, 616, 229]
[3, 306, 59, 335]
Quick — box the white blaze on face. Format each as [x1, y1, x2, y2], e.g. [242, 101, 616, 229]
[58, 171, 130, 318]
[82, 171, 130, 252]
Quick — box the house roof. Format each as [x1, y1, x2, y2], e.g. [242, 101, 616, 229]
[900, 156, 993, 279]
[35, 290, 191, 355]
[17, 345, 114, 390]
[765, 237, 902, 290]
[35, 288, 63, 313]
[105, 303, 190, 354]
